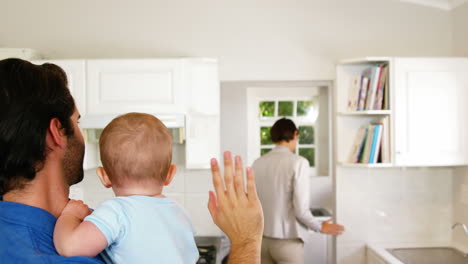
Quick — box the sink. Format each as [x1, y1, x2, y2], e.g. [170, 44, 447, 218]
[387, 247, 468, 264]
[311, 208, 331, 217]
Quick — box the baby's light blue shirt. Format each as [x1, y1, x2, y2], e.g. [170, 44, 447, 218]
[84, 195, 199, 264]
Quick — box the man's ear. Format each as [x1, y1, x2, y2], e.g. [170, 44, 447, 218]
[163, 164, 177, 186]
[96, 167, 112, 188]
[46, 118, 66, 149]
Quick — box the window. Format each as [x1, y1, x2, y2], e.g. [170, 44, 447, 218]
[258, 99, 318, 168]
[244, 84, 330, 177]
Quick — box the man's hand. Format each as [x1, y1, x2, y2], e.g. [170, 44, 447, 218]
[208, 151, 264, 264]
[321, 219, 345, 235]
[60, 199, 92, 221]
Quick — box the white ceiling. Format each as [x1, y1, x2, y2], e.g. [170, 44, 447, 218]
[399, 0, 468, 10]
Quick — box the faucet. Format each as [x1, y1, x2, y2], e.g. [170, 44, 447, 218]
[452, 223, 468, 235]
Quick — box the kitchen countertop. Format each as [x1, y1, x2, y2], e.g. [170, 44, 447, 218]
[368, 241, 468, 264]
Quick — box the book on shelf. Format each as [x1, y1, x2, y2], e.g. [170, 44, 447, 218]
[373, 65, 388, 110]
[382, 66, 390, 110]
[348, 118, 390, 164]
[380, 116, 391, 163]
[347, 126, 368, 163]
[364, 65, 382, 110]
[360, 125, 375, 163]
[346, 63, 389, 112]
[357, 77, 369, 111]
[369, 124, 382, 164]
[347, 76, 361, 111]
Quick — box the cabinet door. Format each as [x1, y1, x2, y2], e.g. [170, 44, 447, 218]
[185, 59, 220, 115]
[394, 58, 468, 166]
[186, 115, 220, 169]
[31, 60, 86, 115]
[86, 59, 185, 115]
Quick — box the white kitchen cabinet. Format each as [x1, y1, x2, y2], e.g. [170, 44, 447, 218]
[185, 59, 220, 115]
[33, 58, 221, 170]
[86, 59, 186, 115]
[304, 231, 332, 264]
[185, 59, 220, 169]
[336, 57, 468, 168]
[393, 58, 468, 166]
[186, 115, 220, 169]
[31, 60, 86, 115]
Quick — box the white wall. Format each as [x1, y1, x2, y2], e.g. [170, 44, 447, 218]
[452, 2, 468, 56]
[337, 167, 453, 264]
[453, 168, 468, 246]
[451, 1, 468, 248]
[0, 0, 453, 81]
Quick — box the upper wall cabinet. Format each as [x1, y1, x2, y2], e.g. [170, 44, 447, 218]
[86, 59, 186, 115]
[185, 59, 220, 115]
[393, 58, 468, 166]
[31, 60, 86, 114]
[184, 59, 220, 168]
[336, 57, 468, 168]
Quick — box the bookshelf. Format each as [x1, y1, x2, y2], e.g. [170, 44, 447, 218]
[337, 162, 393, 168]
[337, 110, 391, 116]
[335, 58, 392, 167]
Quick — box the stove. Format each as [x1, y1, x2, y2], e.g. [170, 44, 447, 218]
[196, 245, 217, 264]
[195, 236, 223, 264]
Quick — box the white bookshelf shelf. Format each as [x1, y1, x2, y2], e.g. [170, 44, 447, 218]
[338, 163, 393, 168]
[337, 110, 391, 116]
[336, 59, 393, 167]
[339, 57, 391, 65]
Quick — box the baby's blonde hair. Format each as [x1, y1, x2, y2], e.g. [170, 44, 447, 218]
[99, 113, 172, 186]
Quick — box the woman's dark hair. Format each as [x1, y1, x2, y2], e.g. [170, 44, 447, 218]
[270, 118, 298, 143]
[0, 58, 76, 195]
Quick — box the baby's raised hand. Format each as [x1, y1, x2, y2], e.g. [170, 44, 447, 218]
[61, 199, 92, 221]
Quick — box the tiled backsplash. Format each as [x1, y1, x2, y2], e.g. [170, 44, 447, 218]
[72, 167, 222, 236]
[72, 166, 333, 237]
[336, 167, 453, 264]
[453, 167, 468, 246]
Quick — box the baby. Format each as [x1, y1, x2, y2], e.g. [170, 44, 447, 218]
[53, 113, 199, 264]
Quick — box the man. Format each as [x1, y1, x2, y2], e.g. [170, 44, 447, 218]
[0, 58, 263, 264]
[252, 118, 344, 263]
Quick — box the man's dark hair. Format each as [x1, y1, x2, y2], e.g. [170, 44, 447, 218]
[0, 58, 76, 195]
[270, 118, 298, 143]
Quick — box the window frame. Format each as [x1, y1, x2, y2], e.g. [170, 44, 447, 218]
[245, 86, 321, 177]
[257, 97, 319, 169]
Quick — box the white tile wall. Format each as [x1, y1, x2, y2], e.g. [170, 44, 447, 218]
[336, 242, 367, 264]
[163, 166, 185, 193]
[453, 167, 468, 246]
[336, 167, 453, 264]
[77, 165, 219, 236]
[184, 193, 221, 236]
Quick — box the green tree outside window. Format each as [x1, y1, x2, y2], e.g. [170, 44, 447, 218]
[298, 126, 314, 144]
[259, 101, 275, 117]
[278, 101, 293, 116]
[299, 148, 315, 166]
[260, 127, 273, 145]
[297, 101, 314, 116]
[260, 148, 272, 155]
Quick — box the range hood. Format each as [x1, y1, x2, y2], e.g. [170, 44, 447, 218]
[80, 113, 185, 129]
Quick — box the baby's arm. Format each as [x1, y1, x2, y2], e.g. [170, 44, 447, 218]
[53, 200, 108, 257]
